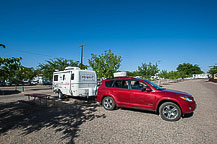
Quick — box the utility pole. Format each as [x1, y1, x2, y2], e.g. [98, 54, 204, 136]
[79, 44, 85, 69]
[158, 60, 161, 86]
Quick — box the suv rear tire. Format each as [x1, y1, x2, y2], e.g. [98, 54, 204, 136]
[102, 96, 115, 110]
[159, 102, 181, 121]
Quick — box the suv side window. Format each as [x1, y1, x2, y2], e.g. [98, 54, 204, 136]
[105, 80, 114, 87]
[130, 80, 147, 90]
[113, 80, 129, 89]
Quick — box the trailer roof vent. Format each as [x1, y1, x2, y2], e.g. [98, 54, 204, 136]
[65, 67, 80, 70]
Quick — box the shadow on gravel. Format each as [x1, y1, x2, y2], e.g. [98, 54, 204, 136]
[120, 107, 156, 115]
[0, 99, 106, 143]
[121, 107, 194, 119]
[182, 112, 194, 119]
[0, 90, 21, 95]
[28, 88, 52, 91]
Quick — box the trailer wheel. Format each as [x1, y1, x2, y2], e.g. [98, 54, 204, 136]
[58, 91, 63, 99]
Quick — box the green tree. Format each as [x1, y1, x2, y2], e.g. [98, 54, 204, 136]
[0, 57, 22, 81]
[137, 62, 159, 79]
[15, 66, 37, 82]
[88, 49, 122, 78]
[0, 44, 6, 48]
[38, 58, 87, 80]
[177, 63, 203, 78]
[159, 70, 183, 80]
[208, 64, 217, 77]
[126, 71, 139, 77]
[167, 71, 182, 80]
[159, 70, 169, 79]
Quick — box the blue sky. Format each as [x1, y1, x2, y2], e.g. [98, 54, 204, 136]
[0, 0, 217, 72]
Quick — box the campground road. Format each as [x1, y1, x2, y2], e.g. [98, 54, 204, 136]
[0, 79, 217, 144]
[73, 79, 217, 144]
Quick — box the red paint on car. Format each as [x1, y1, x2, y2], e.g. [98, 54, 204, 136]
[96, 77, 196, 121]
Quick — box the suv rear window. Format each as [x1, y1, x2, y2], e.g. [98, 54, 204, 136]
[105, 80, 114, 87]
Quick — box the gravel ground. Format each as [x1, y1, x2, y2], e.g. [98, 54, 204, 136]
[0, 79, 217, 144]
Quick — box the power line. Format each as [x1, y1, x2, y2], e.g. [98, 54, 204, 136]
[0, 45, 54, 57]
[13, 49, 54, 57]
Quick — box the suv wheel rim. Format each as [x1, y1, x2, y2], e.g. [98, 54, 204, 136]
[104, 98, 113, 109]
[162, 105, 178, 120]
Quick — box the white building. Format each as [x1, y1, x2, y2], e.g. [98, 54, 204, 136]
[192, 73, 209, 79]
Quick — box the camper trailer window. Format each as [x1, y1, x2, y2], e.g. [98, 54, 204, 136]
[71, 74, 74, 80]
[63, 75, 65, 80]
[54, 75, 58, 81]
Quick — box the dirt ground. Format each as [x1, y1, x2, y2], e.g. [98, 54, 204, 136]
[0, 79, 217, 144]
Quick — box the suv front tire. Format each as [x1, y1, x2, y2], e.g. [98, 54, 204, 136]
[159, 102, 181, 121]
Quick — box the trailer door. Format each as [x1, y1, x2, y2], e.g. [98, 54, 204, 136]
[61, 72, 71, 95]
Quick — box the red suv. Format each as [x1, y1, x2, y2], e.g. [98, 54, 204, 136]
[96, 77, 196, 121]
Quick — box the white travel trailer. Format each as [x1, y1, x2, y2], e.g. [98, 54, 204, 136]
[53, 67, 97, 99]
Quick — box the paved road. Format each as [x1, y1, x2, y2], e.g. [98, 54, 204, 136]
[0, 85, 54, 103]
[0, 79, 217, 144]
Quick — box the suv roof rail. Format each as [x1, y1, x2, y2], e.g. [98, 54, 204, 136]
[105, 77, 138, 80]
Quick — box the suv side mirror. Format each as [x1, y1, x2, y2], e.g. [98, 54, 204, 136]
[146, 86, 152, 92]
